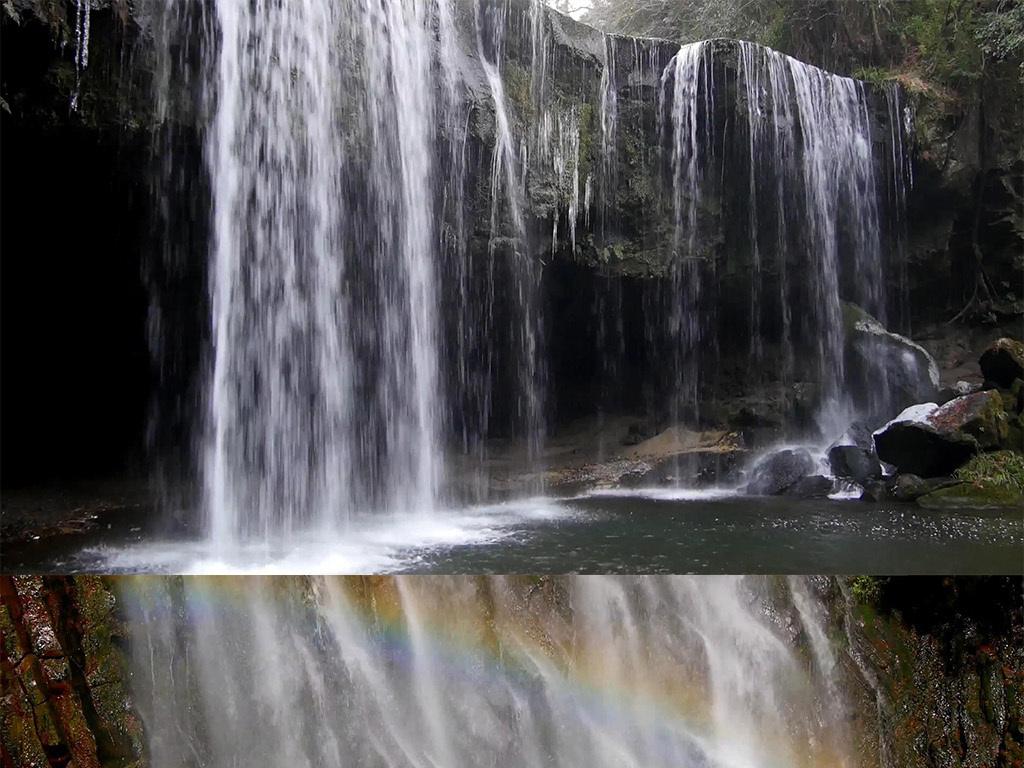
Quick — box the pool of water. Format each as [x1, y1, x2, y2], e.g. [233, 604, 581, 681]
[4, 489, 1021, 574]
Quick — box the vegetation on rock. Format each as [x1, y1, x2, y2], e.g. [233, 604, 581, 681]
[953, 448, 1024, 491]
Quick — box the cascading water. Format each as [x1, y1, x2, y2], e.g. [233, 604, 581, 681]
[658, 40, 896, 438]
[120, 575, 864, 767]
[203, 1, 354, 545]
[475, 0, 545, 479]
[129, 0, 921, 573]
[145, 0, 549, 551]
[660, 42, 716, 425]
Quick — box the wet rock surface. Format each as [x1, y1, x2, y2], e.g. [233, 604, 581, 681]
[828, 445, 882, 484]
[745, 448, 816, 496]
[1, 576, 146, 768]
[842, 302, 941, 420]
[845, 577, 1024, 768]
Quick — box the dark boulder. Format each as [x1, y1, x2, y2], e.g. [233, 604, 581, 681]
[860, 478, 895, 502]
[873, 392, 1010, 477]
[979, 338, 1024, 388]
[745, 448, 816, 495]
[828, 445, 882, 484]
[891, 474, 956, 502]
[782, 475, 835, 499]
[827, 422, 876, 454]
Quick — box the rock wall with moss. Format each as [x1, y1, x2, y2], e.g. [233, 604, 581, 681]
[1, 576, 146, 768]
[844, 576, 1024, 768]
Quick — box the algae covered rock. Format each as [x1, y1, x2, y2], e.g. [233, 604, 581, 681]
[979, 337, 1024, 388]
[891, 473, 954, 502]
[917, 482, 1023, 509]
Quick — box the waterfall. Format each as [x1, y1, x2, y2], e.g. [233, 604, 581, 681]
[70, 0, 91, 112]
[659, 40, 893, 437]
[475, 0, 545, 479]
[203, 1, 352, 543]
[599, 35, 619, 239]
[200, 0, 453, 542]
[120, 575, 862, 767]
[146, 0, 525, 548]
[660, 42, 716, 425]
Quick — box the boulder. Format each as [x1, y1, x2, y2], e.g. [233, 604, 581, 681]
[917, 482, 1024, 510]
[842, 302, 940, 420]
[979, 338, 1024, 388]
[928, 390, 1009, 450]
[782, 475, 835, 499]
[745, 448, 816, 495]
[873, 392, 1010, 476]
[827, 422, 875, 454]
[891, 474, 956, 502]
[828, 445, 882, 483]
[860, 478, 895, 502]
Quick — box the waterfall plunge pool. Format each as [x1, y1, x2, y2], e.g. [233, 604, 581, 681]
[4, 490, 1020, 575]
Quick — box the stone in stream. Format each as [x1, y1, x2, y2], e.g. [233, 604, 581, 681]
[828, 445, 882, 484]
[979, 338, 1024, 388]
[745, 448, 816, 495]
[890, 473, 956, 502]
[917, 482, 1024, 510]
[873, 391, 1010, 477]
[782, 475, 835, 499]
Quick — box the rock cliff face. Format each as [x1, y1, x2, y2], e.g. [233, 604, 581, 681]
[1, 576, 146, 768]
[843, 577, 1024, 768]
[1, 0, 1018, 485]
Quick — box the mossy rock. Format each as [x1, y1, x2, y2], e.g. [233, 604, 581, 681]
[917, 482, 1024, 510]
[980, 338, 1024, 389]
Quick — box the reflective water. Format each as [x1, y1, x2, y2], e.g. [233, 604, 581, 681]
[7, 493, 1020, 575]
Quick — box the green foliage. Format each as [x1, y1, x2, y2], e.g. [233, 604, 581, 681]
[3, 1, 21, 25]
[581, 0, 1023, 89]
[975, 0, 1024, 73]
[852, 66, 897, 85]
[851, 576, 884, 605]
[953, 450, 1024, 492]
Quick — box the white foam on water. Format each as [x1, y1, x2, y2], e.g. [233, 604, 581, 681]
[81, 498, 573, 575]
[579, 487, 741, 502]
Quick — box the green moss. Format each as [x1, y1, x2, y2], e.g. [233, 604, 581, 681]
[953, 450, 1024, 492]
[851, 576, 883, 604]
[502, 63, 532, 122]
[852, 66, 897, 86]
[917, 481, 1023, 509]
